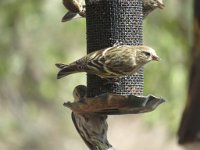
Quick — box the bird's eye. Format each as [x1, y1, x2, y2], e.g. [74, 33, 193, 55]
[144, 52, 151, 57]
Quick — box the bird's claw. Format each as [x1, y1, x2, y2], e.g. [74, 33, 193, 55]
[103, 78, 120, 86]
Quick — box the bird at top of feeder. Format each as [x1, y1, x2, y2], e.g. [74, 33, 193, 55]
[55, 45, 159, 79]
[143, 0, 165, 18]
[62, 0, 85, 22]
[61, 0, 165, 22]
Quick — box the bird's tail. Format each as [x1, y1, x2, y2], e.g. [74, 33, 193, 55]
[61, 12, 82, 22]
[55, 63, 79, 79]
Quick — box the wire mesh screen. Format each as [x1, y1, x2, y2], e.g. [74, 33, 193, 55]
[86, 0, 143, 97]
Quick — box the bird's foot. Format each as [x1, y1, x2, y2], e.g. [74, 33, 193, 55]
[104, 78, 120, 86]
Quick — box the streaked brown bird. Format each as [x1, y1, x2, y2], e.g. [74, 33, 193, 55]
[73, 85, 87, 102]
[143, 0, 165, 18]
[61, 0, 165, 22]
[56, 45, 159, 79]
[71, 85, 113, 150]
[62, 0, 85, 22]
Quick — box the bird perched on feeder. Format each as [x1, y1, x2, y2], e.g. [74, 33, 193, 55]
[71, 85, 113, 150]
[62, 0, 85, 22]
[55, 45, 159, 79]
[61, 0, 165, 22]
[143, 0, 165, 18]
[73, 85, 87, 103]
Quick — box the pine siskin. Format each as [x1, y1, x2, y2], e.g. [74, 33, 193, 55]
[71, 85, 113, 150]
[72, 85, 87, 102]
[143, 0, 165, 18]
[56, 45, 159, 79]
[62, 0, 85, 22]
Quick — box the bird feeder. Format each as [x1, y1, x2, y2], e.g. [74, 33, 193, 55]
[64, 0, 165, 114]
[60, 0, 165, 149]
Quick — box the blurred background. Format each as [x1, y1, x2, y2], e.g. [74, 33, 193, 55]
[0, 0, 193, 150]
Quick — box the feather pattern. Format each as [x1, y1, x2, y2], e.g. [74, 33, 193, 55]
[56, 45, 159, 79]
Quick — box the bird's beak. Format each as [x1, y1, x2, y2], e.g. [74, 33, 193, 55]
[152, 55, 160, 61]
[157, 0, 165, 9]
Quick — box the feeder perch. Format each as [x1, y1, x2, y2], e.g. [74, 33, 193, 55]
[64, 94, 165, 115]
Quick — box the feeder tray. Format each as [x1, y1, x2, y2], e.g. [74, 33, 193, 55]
[64, 94, 165, 115]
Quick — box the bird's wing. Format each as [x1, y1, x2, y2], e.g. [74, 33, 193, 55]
[63, 0, 81, 12]
[71, 112, 97, 150]
[78, 48, 112, 77]
[104, 46, 136, 75]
